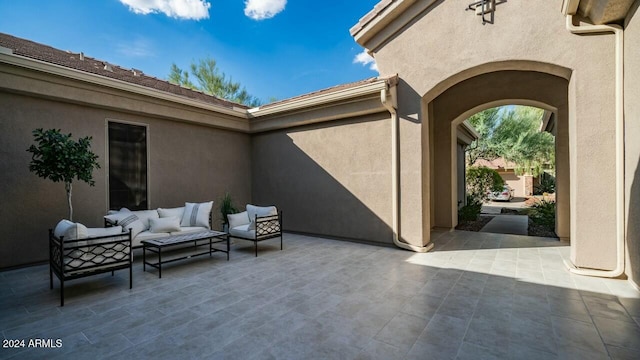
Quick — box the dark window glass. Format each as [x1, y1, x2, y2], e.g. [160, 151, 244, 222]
[108, 122, 148, 210]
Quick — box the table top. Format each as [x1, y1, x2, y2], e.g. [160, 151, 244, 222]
[141, 230, 227, 247]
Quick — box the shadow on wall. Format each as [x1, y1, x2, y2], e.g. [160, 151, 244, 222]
[627, 156, 640, 286]
[251, 117, 394, 246]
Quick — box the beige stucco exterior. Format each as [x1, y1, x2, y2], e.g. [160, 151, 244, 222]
[353, 0, 630, 275]
[0, 61, 252, 268]
[0, 0, 638, 288]
[624, 1, 640, 286]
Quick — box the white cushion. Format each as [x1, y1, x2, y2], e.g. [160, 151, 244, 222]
[228, 211, 250, 229]
[170, 227, 208, 236]
[53, 220, 88, 240]
[229, 224, 255, 239]
[181, 201, 213, 229]
[131, 210, 160, 230]
[103, 211, 145, 239]
[149, 217, 181, 233]
[86, 226, 124, 238]
[246, 204, 278, 230]
[158, 207, 185, 219]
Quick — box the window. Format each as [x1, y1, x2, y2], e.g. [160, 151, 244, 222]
[108, 121, 148, 210]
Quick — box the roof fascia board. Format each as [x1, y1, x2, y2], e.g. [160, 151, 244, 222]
[248, 79, 389, 117]
[351, 0, 418, 47]
[0, 52, 248, 119]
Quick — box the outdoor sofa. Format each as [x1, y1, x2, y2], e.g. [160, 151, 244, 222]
[227, 204, 283, 256]
[103, 201, 214, 248]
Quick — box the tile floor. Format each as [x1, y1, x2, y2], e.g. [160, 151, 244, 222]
[1, 231, 639, 359]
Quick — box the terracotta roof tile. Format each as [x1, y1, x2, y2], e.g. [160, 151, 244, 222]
[0, 33, 248, 110]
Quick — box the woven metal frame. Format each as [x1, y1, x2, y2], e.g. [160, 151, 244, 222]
[49, 229, 132, 306]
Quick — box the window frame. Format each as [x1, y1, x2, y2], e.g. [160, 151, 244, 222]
[105, 119, 150, 212]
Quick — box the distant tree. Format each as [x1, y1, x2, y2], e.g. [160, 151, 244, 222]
[465, 107, 501, 165]
[27, 128, 100, 221]
[466, 106, 555, 176]
[168, 57, 261, 107]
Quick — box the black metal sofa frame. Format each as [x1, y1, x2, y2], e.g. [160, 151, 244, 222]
[49, 229, 132, 306]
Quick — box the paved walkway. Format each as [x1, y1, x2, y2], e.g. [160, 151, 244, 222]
[1, 232, 639, 359]
[480, 214, 529, 235]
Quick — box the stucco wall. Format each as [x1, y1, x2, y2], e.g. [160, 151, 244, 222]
[251, 113, 394, 245]
[0, 92, 251, 268]
[625, 2, 640, 287]
[367, 0, 617, 270]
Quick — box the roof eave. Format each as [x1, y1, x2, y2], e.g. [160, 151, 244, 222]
[248, 76, 396, 117]
[0, 51, 249, 118]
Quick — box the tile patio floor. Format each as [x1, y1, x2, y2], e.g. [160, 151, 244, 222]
[1, 231, 639, 359]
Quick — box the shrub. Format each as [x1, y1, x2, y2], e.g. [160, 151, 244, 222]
[459, 196, 483, 221]
[466, 166, 504, 202]
[535, 173, 556, 194]
[529, 200, 556, 228]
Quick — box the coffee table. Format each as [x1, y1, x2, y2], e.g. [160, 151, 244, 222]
[142, 230, 229, 278]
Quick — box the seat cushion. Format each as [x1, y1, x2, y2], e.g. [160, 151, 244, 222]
[86, 226, 124, 238]
[229, 224, 255, 239]
[170, 227, 208, 236]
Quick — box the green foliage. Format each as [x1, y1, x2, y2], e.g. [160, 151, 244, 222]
[466, 166, 504, 202]
[529, 200, 556, 228]
[467, 106, 555, 176]
[169, 57, 262, 107]
[459, 196, 483, 221]
[27, 128, 100, 220]
[219, 192, 238, 224]
[535, 173, 556, 194]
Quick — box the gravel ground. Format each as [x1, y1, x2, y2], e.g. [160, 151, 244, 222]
[455, 215, 494, 231]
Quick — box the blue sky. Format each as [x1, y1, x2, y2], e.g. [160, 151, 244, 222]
[0, 0, 380, 103]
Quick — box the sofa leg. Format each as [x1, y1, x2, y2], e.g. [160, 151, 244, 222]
[49, 266, 53, 290]
[129, 265, 133, 289]
[255, 241, 258, 257]
[281, 235, 283, 251]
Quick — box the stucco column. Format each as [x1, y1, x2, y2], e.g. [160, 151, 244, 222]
[397, 82, 429, 247]
[555, 104, 570, 241]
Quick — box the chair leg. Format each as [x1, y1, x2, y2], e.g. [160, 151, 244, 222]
[49, 266, 53, 290]
[60, 279, 64, 307]
[129, 264, 133, 289]
[281, 234, 283, 250]
[255, 241, 258, 257]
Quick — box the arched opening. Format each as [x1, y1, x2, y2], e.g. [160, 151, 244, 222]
[454, 104, 557, 237]
[422, 65, 570, 242]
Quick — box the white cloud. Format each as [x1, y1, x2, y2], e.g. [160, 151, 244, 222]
[244, 0, 286, 20]
[119, 0, 210, 20]
[353, 50, 378, 72]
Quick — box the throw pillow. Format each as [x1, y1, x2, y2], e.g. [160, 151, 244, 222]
[158, 207, 185, 219]
[131, 209, 160, 230]
[181, 201, 213, 229]
[227, 211, 250, 230]
[246, 204, 278, 230]
[149, 217, 181, 233]
[53, 220, 89, 240]
[104, 211, 145, 238]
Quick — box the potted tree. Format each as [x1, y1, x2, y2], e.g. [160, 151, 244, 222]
[219, 192, 238, 232]
[27, 128, 100, 221]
